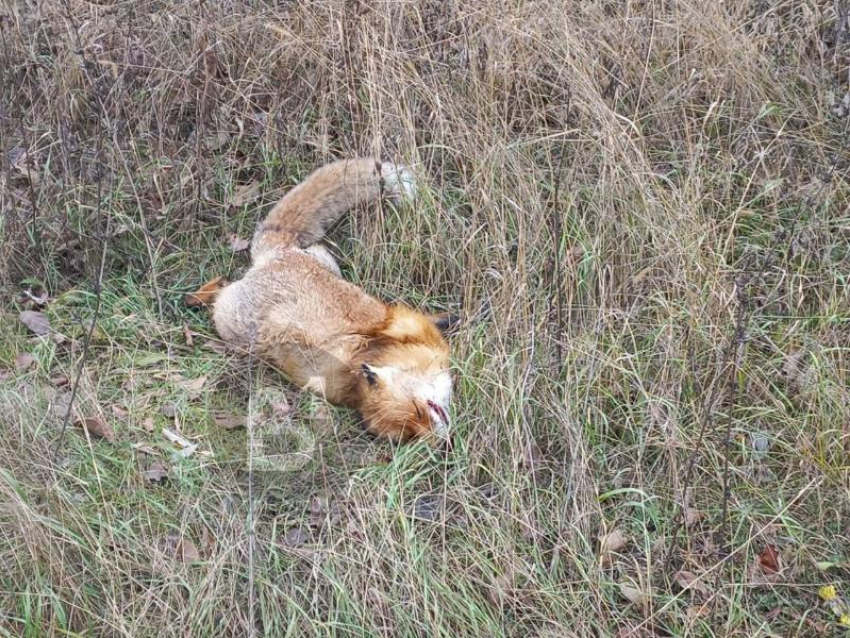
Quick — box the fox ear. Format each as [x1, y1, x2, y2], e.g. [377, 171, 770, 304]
[427, 312, 460, 335]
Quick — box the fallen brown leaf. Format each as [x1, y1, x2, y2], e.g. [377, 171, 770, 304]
[111, 404, 129, 418]
[182, 325, 194, 347]
[213, 412, 247, 429]
[675, 570, 710, 596]
[202, 339, 229, 354]
[685, 604, 711, 621]
[178, 375, 207, 399]
[15, 352, 35, 371]
[8, 146, 42, 184]
[50, 375, 70, 388]
[203, 130, 230, 151]
[143, 460, 168, 483]
[161, 403, 177, 418]
[52, 392, 74, 420]
[227, 234, 251, 252]
[175, 539, 201, 563]
[764, 606, 783, 621]
[748, 543, 784, 585]
[283, 527, 308, 547]
[600, 528, 629, 557]
[619, 582, 649, 606]
[76, 416, 115, 442]
[227, 180, 262, 208]
[759, 544, 781, 576]
[19, 310, 50, 335]
[0, 369, 11, 382]
[133, 442, 159, 455]
[684, 507, 703, 526]
[142, 417, 155, 432]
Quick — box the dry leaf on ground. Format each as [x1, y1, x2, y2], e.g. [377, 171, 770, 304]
[133, 442, 159, 455]
[20, 310, 50, 335]
[759, 544, 782, 576]
[600, 528, 629, 558]
[213, 412, 247, 429]
[52, 392, 74, 419]
[178, 375, 207, 399]
[142, 417, 155, 432]
[675, 570, 710, 596]
[202, 339, 229, 354]
[175, 539, 201, 563]
[284, 527, 309, 547]
[143, 460, 168, 483]
[228, 234, 251, 252]
[203, 130, 230, 151]
[749, 544, 784, 584]
[227, 180, 262, 208]
[619, 582, 649, 606]
[50, 375, 70, 387]
[684, 507, 703, 526]
[15, 352, 35, 371]
[76, 416, 115, 442]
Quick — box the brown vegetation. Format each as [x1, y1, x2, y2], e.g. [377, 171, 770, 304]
[1, 0, 848, 635]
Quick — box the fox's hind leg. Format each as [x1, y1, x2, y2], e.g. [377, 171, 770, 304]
[305, 244, 342, 277]
[185, 276, 229, 307]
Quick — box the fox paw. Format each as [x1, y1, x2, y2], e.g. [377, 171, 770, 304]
[380, 162, 416, 203]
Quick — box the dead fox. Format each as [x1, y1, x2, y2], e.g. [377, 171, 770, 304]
[187, 158, 455, 443]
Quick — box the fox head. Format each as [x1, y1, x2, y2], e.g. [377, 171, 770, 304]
[353, 306, 457, 443]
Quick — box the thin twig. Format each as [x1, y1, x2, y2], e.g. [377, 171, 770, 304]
[52, 1, 114, 459]
[52, 115, 109, 460]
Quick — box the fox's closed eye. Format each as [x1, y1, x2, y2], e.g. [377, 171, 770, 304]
[361, 364, 377, 387]
[428, 312, 460, 334]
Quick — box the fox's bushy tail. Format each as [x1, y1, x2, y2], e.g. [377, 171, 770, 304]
[251, 158, 414, 263]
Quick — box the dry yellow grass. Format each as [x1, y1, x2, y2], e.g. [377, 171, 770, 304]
[1, 0, 849, 635]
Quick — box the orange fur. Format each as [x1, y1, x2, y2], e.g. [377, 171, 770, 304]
[191, 158, 453, 443]
[185, 276, 228, 307]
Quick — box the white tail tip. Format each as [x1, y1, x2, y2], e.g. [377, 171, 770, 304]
[380, 162, 416, 204]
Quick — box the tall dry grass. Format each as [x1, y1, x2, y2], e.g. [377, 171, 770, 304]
[1, 0, 849, 635]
